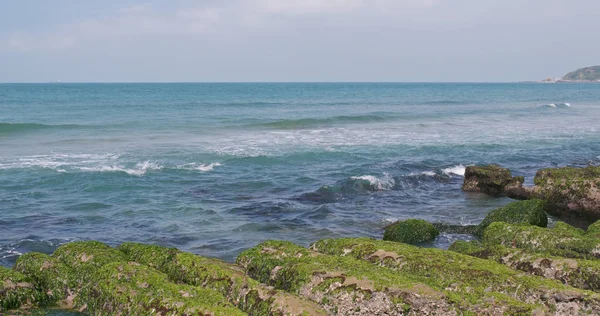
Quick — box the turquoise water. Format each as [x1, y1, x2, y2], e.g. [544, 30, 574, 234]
[1, 83, 600, 266]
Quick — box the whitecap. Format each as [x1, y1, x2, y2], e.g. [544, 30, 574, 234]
[409, 171, 436, 177]
[196, 163, 221, 172]
[80, 161, 162, 176]
[442, 164, 466, 177]
[351, 172, 395, 190]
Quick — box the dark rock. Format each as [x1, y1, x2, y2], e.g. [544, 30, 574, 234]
[462, 164, 523, 195]
[532, 166, 600, 225]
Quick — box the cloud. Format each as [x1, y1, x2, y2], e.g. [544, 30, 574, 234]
[255, 0, 366, 15]
[0, 3, 221, 52]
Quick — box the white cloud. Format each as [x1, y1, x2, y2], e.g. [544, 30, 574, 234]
[0, 3, 221, 52]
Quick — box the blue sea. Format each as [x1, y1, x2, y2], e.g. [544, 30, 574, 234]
[1, 83, 599, 266]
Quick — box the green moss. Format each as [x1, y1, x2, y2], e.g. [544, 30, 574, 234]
[482, 222, 600, 259]
[237, 240, 447, 314]
[383, 219, 439, 245]
[474, 200, 548, 236]
[79, 261, 245, 315]
[452, 244, 600, 292]
[448, 240, 484, 254]
[13, 253, 73, 307]
[587, 220, 600, 239]
[312, 238, 600, 312]
[0, 266, 41, 311]
[462, 164, 518, 195]
[119, 242, 327, 315]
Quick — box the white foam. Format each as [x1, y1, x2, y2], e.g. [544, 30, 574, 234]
[442, 164, 466, 177]
[80, 161, 162, 176]
[351, 172, 395, 190]
[545, 103, 557, 108]
[409, 171, 436, 177]
[563, 103, 571, 107]
[177, 162, 222, 172]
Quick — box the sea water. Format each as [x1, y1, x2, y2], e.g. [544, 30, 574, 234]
[1, 82, 599, 266]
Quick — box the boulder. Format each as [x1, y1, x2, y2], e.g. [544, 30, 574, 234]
[532, 166, 600, 225]
[474, 199, 548, 236]
[462, 164, 523, 195]
[383, 219, 439, 244]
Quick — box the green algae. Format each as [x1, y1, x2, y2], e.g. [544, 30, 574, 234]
[450, 242, 600, 292]
[383, 219, 439, 245]
[79, 261, 245, 316]
[237, 240, 454, 315]
[483, 222, 600, 259]
[312, 237, 600, 313]
[462, 164, 518, 195]
[119, 242, 327, 315]
[587, 220, 600, 239]
[533, 166, 600, 224]
[474, 199, 548, 236]
[1, 266, 41, 311]
[13, 253, 74, 307]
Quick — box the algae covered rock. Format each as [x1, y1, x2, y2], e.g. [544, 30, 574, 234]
[237, 240, 456, 315]
[533, 165, 600, 224]
[119, 242, 327, 316]
[483, 222, 600, 259]
[450, 242, 600, 292]
[13, 253, 74, 307]
[1, 266, 40, 311]
[474, 199, 548, 236]
[462, 164, 523, 195]
[588, 220, 600, 239]
[80, 261, 245, 316]
[312, 237, 600, 314]
[383, 219, 439, 244]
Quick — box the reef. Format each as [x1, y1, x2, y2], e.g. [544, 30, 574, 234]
[462, 164, 524, 195]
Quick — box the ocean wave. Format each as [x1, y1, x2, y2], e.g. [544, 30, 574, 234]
[0, 122, 87, 134]
[442, 164, 466, 177]
[542, 103, 571, 108]
[177, 162, 222, 172]
[297, 173, 395, 203]
[350, 173, 395, 191]
[246, 114, 389, 130]
[80, 161, 163, 176]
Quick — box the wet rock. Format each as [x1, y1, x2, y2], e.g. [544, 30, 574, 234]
[118, 242, 327, 315]
[482, 222, 600, 259]
[474, 199, 548, 236]
[533, 166, 600, 225]
[237, 240, 456, 315]
[383, 219, 439, 245]
[462, 164, 523, 195]
[0, 266, 39, 311]
[13, 253, 74, 307]
[312, 238, 600, 313]
[80, 261, 245, 315]
[450, 242, 600, 292]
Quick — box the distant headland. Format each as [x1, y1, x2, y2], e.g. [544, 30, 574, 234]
[541, 65, 600, 83]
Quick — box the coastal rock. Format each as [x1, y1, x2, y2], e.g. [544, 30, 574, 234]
[532, 166, 600, 224]
[383, 219, 439, 244]
[482, 222, 600, 259]
[0, 266, 38, 311]
[474, 199, 548, 236]
[307, 238, 600, 314]
[118, 242, 327, 316]
[450, 241, 600, 292]
[462, 164, 523, 195]
[1, 241, 326, 315]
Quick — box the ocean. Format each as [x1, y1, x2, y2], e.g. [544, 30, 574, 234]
[1, 82, 599, 267]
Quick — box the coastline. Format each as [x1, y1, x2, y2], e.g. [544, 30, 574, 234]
[3, 164, 600, 315]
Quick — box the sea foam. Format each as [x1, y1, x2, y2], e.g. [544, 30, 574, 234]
[350, 172, 395, 190]
[442, 164, 466, 177]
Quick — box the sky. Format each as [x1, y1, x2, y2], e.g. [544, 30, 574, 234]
[0, 0, 598, 82]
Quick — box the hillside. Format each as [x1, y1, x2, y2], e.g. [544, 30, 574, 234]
[562, 65, 600, 81]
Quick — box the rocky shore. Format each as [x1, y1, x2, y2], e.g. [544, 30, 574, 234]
[2, 164, 600, 315]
